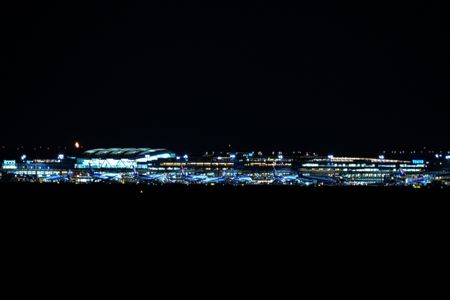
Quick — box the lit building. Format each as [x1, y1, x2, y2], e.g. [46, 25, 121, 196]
[298, 156, 426, 185]
[0, 147, 439, 185]
[76, 148, 176, 169]
[1, 158, 76, 178]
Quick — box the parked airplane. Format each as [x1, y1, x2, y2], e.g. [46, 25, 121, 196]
[271, 167, 301, 184]
[200, 171, 228, 184]
[297, 171, 340, 185]
[133, 168, 167, 183]
[272, 165, 341, 185]
[180, 165, 209, 183]
[405, 175, 431, 186]
[43, 170, 72, 182]
[89, 166, 121, 182]
[392, 168, 430, 186]
[228, 171, 253, 184]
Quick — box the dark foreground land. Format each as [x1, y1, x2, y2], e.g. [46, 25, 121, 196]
[1, 182, 448, 282]
[1, 182, 448, 254]
[1, 182, 449, 199]
[1, 182, 446, 219]
[1, 183, 448, 224]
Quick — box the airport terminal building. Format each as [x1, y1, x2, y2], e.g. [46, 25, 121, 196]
[75, 148, 176, 169]
[0, 158, 76, 179]
[0, 147, 439, 185]
[297, 156, 426, 185]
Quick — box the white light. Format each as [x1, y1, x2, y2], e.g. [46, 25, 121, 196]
[230, 154, 236, 159]
[379, 155, 385, 160]
[21, 154, 26, 161]
[328, 155, 334, 159]
[58, 154, 64, 160]
[446, 155, 450, 160]
[75, 142, 80, 149]
[176, 156, 181, 160]
[435, 154, 439, 158]
[183, 154, 188, 160]
[278, 155, 283, 160]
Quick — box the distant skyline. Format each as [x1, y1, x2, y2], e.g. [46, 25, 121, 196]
[1, 1, 449, 153]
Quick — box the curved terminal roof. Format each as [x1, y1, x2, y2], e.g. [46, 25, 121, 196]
[81, 148, 174, 159]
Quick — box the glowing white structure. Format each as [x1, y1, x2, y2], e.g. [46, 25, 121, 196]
[76, 148, 176, 169]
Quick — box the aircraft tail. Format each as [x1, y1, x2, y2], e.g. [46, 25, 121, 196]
[181, 165, 186, 176]
[89, 165, 95, 176]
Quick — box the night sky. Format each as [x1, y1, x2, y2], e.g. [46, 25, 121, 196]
[1, 1, 449, 154]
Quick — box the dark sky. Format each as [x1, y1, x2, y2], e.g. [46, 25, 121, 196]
[1, 1, 449, 154]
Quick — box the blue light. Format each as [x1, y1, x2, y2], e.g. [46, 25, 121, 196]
[230, 154, 236, 159]
[378, 155, 385, 160]
[412, 160, 424, 164]
[446, 155, 450, 160]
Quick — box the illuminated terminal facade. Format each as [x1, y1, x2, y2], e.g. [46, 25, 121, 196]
[298, 156, 425, 185]
[1, 147, 448, 186]
[130, 152, 428, 184]
[76, 148, 176, 169]
[1, 158, 75, 178]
